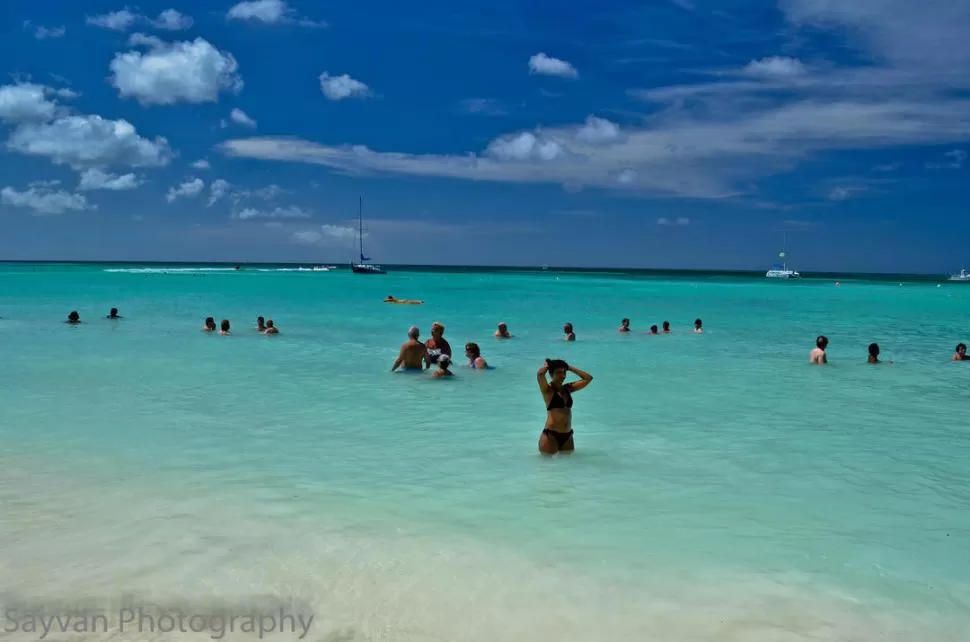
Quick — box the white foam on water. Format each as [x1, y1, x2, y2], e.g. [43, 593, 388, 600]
[1, 465, 964, 642]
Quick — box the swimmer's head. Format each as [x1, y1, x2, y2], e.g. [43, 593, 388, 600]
[621, 318, 630, 327]
[957, 343, 967, 356]
[407, 325, 420, 339]
[221, 319, 231, 332]
[431, 322, 445, 337]
[438, 354, 451, 369]
[694, 318, 702, 328]
[868, 342, 880, 357]
[266, 320, 275, 329]
[465, 342, 481, 358]
[650, 325, 658, 334]
[109, 308, 119, 317]
[546, 358, 569, 383]
[67, 311, 80, 322]
[563, 322, 573, 334]
[816, 335, 829, 349]
[497, 322, 508, 332]
[662, 321, 670, 331]
[204, 316, 216, 329]
[257, 316, 265, 326]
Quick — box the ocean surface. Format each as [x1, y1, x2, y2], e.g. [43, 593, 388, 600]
[1, 262, 969, 641]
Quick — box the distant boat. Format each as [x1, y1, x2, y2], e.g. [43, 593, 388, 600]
[948, 268, 970, 282]
[350, 196, 385, 275]
[311, 265, 336, 272]
[765, 234, 800, 279]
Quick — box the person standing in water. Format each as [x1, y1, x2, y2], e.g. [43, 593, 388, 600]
[65, 311, 81, 324]
[392, 326, 429, 372]
[106, 308, 122, 319]
[648, 325, 659, 335]
[536, 359, 593, 455]
[256, 316, 266, 332]
[219, 319, 231, 335]
[202, 317, 216, 332]
[263, 320, 279, 335]
[693, 319, 703, 333]
[563, 323, 576, 341]
[464, 342, 488, 369]
[953, 343, 968, 361]
[425, 322, 452, 366]
[810, 335, 828, 364]
[618, 318, 631, 333]
[662, 321, 671, 333]
[433, 354, 454, 378]
[495, 322, 512, 338]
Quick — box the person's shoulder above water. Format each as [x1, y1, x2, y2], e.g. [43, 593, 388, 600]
[810, 335, 829, 364]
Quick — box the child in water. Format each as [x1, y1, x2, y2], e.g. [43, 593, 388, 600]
[433, 354, 454, 378]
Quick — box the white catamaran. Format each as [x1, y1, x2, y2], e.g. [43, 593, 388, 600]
[765, 235, 801, 279]
[351, 196, 386, 275]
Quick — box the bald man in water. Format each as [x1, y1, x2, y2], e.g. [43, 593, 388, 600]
[391, 326, 429, 372]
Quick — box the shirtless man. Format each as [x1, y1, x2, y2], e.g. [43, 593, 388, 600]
[391, 326, 428, 372]
[810, 335, 829, 364]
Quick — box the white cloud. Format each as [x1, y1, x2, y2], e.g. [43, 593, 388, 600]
[78, 168, 142, 191]
[86, 9, 138, 31]
[575, 116, 620, 144]
[528, 53, 579, 79]
[926, 149, 966, 169]
[192, 159, 210, 169]
[319, 72, 370, 101]
[110, 38, 243, 106]
[227, 0, 326, 27]
[1, 182, 94, 215]
[229, 108, 257, 128]
[33, 25, 66, 39]
[86, 8, 193, 32]
[208, 179, 231, 206]
[8, 115, 173, 169]
[460, 98, 506, 116]
[828, 186, 866, 201]
[742, 56, 805, 78]
[0, 83, 58, 124]
[292, 224, 356, 245]
[151, 9, 193, 31]
[485, 132, 563, 161]
[127, 32, 165, 48]
[233, 205, 310, 220]
[166, 178, 205, 202]
[292, 230, 322, 244]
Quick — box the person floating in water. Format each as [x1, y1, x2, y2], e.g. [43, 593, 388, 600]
[810, 335, 828, 364]
[662, 321, 671, 333]
[618, 318, 631, 333]
[256, 316, 266, 332]
[537, 359, 593, 455]
[693, 319, 703, 333]
[106, 308, 122, 319]
[495, 322, 512, 339]
[219, 319, 231, 335]
[425, 322, 451, 366]
[433, 354, 454, 378]
[263, 320, 279, 335]
[649, 325, 658, 335]
[202, 317, 216, 332]
[464, 342, 488, 369]
[66, 311, 81, 324]
[384, 295, 423, 305]
[953, 343, 968, 361]
[563, 322, 576, 341]
[392, 326, 428, 372]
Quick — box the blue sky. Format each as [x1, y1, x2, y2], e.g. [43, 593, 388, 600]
[1, 0, 968, 272]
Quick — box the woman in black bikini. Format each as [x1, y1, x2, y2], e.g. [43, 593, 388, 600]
[537, 359, 593, 455]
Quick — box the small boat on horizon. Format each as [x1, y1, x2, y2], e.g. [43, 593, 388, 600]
[948, 268, 970, 282]
[351, 196, 386, 275]
[765, 234, 801, 279]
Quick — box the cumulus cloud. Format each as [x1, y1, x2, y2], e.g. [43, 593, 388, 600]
[485, 132, 563, 161]
[77, 168, 142, 191]
[233, 205, 310, 220]
[86, 8, 192, 32]
[528, 53, 579, 79]
[207, 179, 231, 206]
[292, 224, 356, 245]
[8, 115, 173, 169]
[1, 182, 94, 215]
[229, 108, 257, 128]
[166, 178, 205, 202]
[575, 116, 620, 144]
[742, 56, 805, 78]
[30, 24, 66, 39]
[0, 83, 59, 124]
[227, 0, 326, 27]
[110, 37, 243, 106]
[192, 158, 210, 169]
[319, 72, 370, 101]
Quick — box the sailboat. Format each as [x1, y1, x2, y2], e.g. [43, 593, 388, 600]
[765, 233, 801, 279]
[948, 268, 970, 282]
[351, 196, 386, 275]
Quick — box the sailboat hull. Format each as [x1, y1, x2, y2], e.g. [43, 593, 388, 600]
[351, 264, 386, 274]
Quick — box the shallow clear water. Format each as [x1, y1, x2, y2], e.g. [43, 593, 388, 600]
[1, 264, 969, 641]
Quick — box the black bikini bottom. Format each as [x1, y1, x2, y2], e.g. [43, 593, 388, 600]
[542, 429, 574, 448]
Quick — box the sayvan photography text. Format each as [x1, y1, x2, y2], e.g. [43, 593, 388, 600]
[3, 606, 314, 640]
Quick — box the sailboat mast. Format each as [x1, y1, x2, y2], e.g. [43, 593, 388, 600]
[358, 195, 363, 260]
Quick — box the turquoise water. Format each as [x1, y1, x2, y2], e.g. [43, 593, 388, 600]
[1, 263, 969, 641]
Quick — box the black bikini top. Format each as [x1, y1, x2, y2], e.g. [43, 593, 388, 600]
[547, 385, 574, 410]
